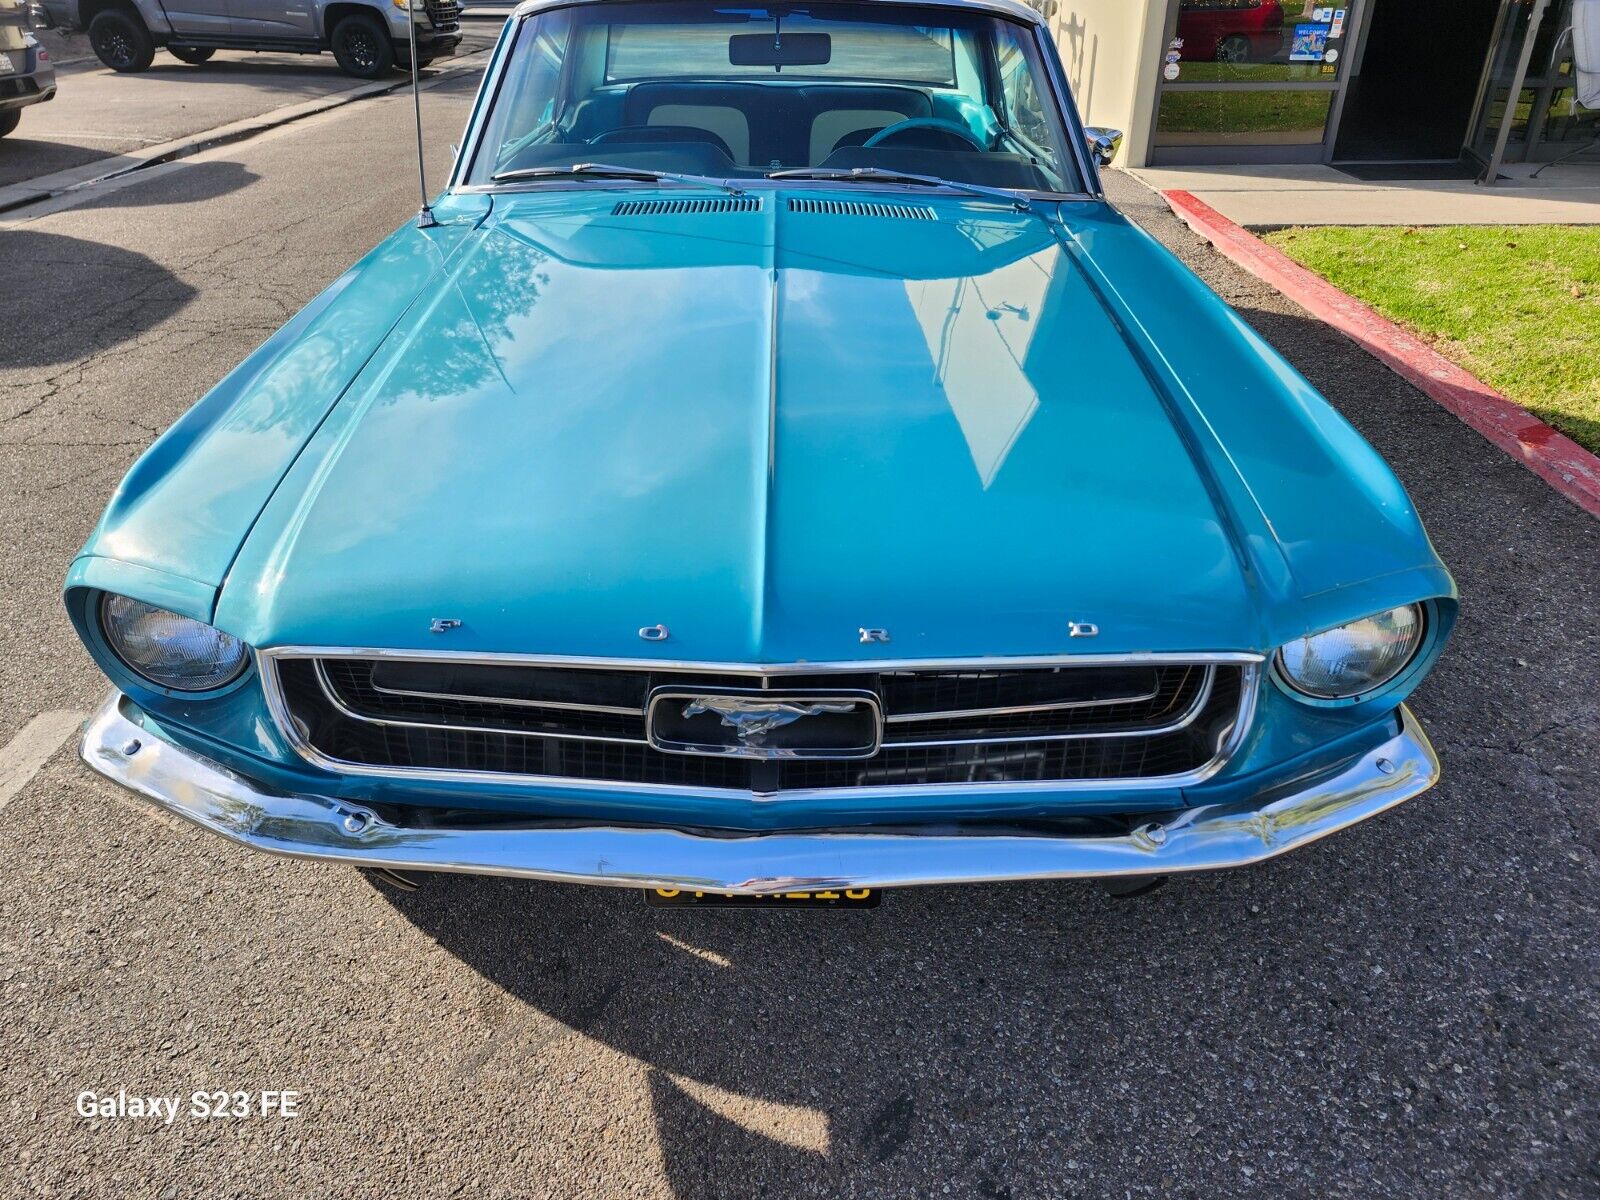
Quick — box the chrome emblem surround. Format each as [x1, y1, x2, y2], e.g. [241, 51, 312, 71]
[646, 688, 884, 760]
[684, 695, 859, 739]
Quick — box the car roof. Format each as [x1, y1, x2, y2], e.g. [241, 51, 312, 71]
[507, 0, 1050, 31]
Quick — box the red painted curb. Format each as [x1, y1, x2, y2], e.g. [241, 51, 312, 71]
[1161, 188, 1600, 520]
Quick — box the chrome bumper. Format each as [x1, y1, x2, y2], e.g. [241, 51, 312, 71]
[81, 693, 1440, 894]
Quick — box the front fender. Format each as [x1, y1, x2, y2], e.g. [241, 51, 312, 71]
[132, 0, 174, 35]
[72, 199, 489, 615]
[1053, 202, 1457, 648]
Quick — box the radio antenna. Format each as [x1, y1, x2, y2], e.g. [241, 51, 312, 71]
[408, 2, 437, 229]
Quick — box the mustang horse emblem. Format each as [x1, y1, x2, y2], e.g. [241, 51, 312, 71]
[682, 697, 858, 745]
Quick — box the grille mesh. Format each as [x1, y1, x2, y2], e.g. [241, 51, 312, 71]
[276, 657, 1247, 793]
[423, 0, 460, 30]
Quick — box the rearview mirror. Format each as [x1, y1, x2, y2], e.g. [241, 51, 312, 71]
[1084, 127, 1123, 167]
[728, 32, 832, 68]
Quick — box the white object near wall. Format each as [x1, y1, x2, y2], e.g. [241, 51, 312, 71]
[1576, 0, 1600, 108]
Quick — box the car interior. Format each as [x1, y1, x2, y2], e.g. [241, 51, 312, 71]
[469, 4, 1076, 193]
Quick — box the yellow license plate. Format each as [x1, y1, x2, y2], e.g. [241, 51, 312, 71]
[643, 887, 879, 908]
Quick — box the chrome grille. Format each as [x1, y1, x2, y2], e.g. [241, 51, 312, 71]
[269, 654, 1253, 795]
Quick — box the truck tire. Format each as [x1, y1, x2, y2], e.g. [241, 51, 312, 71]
[89, 9, 157, 73]
[0, 110, 21, 138]
[169, 45, 216, 64]
[330, 12, 394, 79]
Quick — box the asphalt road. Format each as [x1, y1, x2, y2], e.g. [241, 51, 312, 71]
[1, 70, 1597, 1198]
[0, 21, 502, 189]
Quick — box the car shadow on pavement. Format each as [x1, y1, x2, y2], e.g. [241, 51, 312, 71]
[370, 841, 1552, 1198]
[101, 55, 472, 92]
[375, 872, 1162, 1194]
[0, 229, 197, 369]
[87, 56, 392, 92]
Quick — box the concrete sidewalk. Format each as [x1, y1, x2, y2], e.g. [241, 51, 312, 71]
[1126, 161, 1600, 228]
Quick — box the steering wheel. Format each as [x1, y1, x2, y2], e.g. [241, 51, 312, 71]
[864, 117, 988, 153]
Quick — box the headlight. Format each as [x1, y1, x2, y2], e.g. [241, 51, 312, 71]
[100, 594, 249, 691]
[1277, 604, 1425, 699]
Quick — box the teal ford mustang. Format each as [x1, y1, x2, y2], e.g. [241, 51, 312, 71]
[69, 0, 1456, 898]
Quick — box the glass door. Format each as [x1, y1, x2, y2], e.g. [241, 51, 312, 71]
[1149, 0, 1361, 163]
[1467, 0, 1560, 176]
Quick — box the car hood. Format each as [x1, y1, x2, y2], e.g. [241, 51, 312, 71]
[212, 191, 1444, 661]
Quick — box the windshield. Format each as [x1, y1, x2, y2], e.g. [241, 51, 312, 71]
[465, 1, 1082, 194]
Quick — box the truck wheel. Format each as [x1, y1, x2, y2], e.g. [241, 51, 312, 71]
[0, 110, 20, 138]
[169, 45, 216, 64]
[330, 13, 394, 79]
[89, 9, 156, 73]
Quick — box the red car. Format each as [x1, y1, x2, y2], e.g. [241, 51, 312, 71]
[1178, 0, 1286, 64]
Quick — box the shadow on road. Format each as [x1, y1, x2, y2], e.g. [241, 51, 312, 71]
[372, 857, 1511, 1197]
[66, 159, 260, 211]
[0, 138, 110, 186]
[377, 872, 1128, 1195]
[73, 55, 383, 91]
[0, 229, 197, 369]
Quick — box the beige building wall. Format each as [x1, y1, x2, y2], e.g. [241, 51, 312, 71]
[1044, 0, 1167, 168]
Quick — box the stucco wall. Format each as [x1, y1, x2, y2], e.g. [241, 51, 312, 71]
[1046, 0, 1167, 167]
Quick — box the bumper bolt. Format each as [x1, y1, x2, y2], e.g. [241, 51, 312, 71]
[121, 738, 142, 756]
[1133, 823, 1168, 848]
[342, 812, 371, 834]
[1376, 757, 1397, 775]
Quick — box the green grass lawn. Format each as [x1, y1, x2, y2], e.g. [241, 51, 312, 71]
[1263, 225, 1600, 454]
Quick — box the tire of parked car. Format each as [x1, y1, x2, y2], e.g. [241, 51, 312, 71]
[0, 110, 20, 138]
[1216, 34, 1252, 64]
[88, 8, 157, 73]
[329, 12, 395, 80]
[168, 45, 216, 64]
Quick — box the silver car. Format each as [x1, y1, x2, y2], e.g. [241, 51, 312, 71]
[0, 3, 56, 137]
[35, 0, 460, 79]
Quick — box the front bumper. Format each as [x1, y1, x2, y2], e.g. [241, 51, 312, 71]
[81, 691, 1440, 893]
[401, 31, 459, 60]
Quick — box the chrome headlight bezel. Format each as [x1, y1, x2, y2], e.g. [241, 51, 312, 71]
[98, 593, 251, 694]
[1275, 604, 1428, 703]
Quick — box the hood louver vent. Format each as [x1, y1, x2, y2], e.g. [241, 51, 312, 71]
[611, 197, 762, 216]
[787, 198, 938, 220]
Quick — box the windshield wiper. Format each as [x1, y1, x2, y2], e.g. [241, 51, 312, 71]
[490, 162, 746, 195]
[766, 167, 1031, 211]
